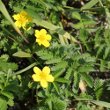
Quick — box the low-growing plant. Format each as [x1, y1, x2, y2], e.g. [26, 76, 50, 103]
[1, 0, 110, 110]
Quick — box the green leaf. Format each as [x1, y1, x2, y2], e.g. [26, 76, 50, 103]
[73, 20, 96, 29]
[73, 22, 84, 29]
[79, 65, 94, 73]
[52, 97, 67, 110]
[96, 44, 105, 58]
[36, 51, 53, 60]
[53, 82, 60, 94]
[94, 79, 104, 100]
[72, 12, 81, 20]
[100, 60, 106, 71]
[53, 68, 65, 78]
[55, 78, 69, 83]
[1, 91, 14, 99]
[80, 73, 93, 88]
[0, 98, 7, 110]
[7, 99, 14, 106]
[91, 100, 110, 108]
[81, 0, 99, 10]
[33, 19, 60, 31]
[73, 72, 80, 94]
[46, 98, 52, 110]
[45, 58, 62, 64]
[0, 61, 18, 71]
[64, 67, 73, 80]
[13, 51, 32, 58]
[51, 61, 67, 71]
[103, 47, 110, 59]
[31, 0, 51, 9]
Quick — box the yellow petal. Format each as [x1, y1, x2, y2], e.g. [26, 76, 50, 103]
[13, 14, 20, 20]
[22, 22, 27, 28]
[42, 66, 50, 74]
[33, 67, 41, 74]
[46, 75, 54, 82]
[15, 21, 21, 28]
[32, 74, 40, 81]
[40, 80, 48, 88]
[40, 29, 47, 35]
[35, 30, 40, 38]
[36, 39, 42, 45]
[46, 34, 52, 40]
[42, 41, 50, 47]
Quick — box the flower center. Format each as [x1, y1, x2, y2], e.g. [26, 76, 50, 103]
[39, 72, 47, 80]
[19, 16, 27, 24]
[39, 35, 46, 42]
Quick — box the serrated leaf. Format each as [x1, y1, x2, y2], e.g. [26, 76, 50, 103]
[55, 78, 69, 83]
[1, 91, 14, 99]
[36, 51, 53, 60]
[79, 65, 94, 73]
[80, 72, 93, 88]
[94, 79, 104, 100]
[53, 68, 65, 78]
[73, 71, 80, 94]
[13, 51, 31, 58]
[51, 61, 67, 71]
[0, 61, 18, 71]
[45, 58, 62, 64]
[52, 97, 67, 110]
[64, 67, 73, 79]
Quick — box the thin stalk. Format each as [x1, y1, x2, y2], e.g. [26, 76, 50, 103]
[98, 0, 104, 7]
[14, 62, 37, 75]
[2, 27, 19, 43]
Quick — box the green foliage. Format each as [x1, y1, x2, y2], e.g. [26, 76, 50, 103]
[0, 55, 18, 72]
[1, 0, 110, 110]
[52, 97, 67, 110]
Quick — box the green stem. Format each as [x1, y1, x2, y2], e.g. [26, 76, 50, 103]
[2, 27, 18, 42]
[98, 0, 104, 7]
[14, 62, 37, 75]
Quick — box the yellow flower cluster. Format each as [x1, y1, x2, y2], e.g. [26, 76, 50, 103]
[35, 29, 52, 47]
[13, 11, 32, 29]
[13, 11, 52, 47]
[32, 66, 54, 88]
[13, 11, 53, 88]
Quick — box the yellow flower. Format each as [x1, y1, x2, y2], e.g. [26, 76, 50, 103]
[13, 11, 32, 29]
[32, 66, 54, 88]
[35, 29, 52, 47]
